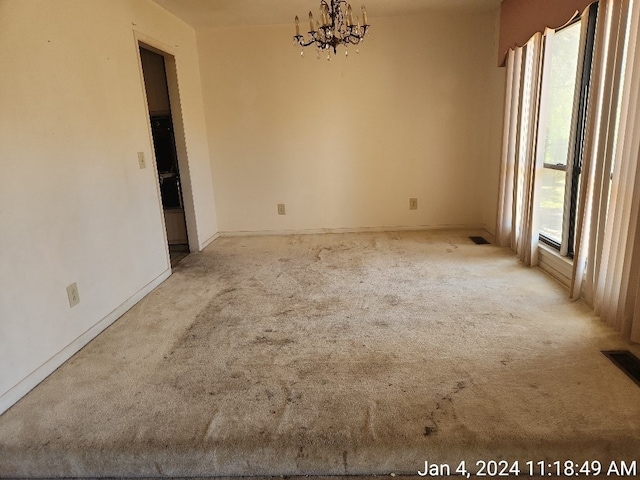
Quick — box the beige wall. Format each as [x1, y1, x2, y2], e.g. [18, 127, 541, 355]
[198, 10, 505, 234]
[0, 1, 505, 414]
[0, 0, 218, 413]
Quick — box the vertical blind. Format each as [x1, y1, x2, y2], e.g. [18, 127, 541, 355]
[497, 0, 640, 343]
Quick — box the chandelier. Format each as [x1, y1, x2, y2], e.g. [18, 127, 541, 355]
[294, 0, 370, 59]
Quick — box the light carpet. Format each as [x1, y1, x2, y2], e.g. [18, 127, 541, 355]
[1, 230, 640, 478]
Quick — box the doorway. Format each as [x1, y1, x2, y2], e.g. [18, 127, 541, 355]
[139, 46, 189, 267]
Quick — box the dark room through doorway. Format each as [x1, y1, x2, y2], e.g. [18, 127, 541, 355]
[139, 45, 189, 267]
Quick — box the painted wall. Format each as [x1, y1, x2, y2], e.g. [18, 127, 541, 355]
[0, 0, 218, 413]
[198, 10, 505, 235]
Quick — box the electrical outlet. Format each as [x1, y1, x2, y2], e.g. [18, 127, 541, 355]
[277, 204, 286, 215]
[66, 283, 80, 308]
[137, 152, 146, 169]
[410, 198, 418, 210]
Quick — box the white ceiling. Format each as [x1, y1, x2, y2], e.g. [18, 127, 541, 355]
[152, 0, 502, 29]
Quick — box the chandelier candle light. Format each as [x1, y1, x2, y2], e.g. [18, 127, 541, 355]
[294, 0, 369, 59]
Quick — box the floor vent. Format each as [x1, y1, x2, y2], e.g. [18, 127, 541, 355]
[602, 350, 640, 387]
[469, 236, 490, 245]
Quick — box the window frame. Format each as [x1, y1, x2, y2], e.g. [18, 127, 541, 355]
[538, 2, 599, 257]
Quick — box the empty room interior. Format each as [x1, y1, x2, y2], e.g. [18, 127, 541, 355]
[3, 0, 640, 477]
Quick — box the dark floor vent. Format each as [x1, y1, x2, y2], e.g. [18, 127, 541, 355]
[469, 236, 490, 245]
[602, 350, 640, 387]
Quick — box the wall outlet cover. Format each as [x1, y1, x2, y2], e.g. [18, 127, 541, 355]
[410, 198, 418, 210]
[137, 151, 146, 169]
[66, 283, 80, 308]
[277, 204, 286, 215]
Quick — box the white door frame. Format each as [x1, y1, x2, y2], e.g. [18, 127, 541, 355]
[134, 31, 200, 257]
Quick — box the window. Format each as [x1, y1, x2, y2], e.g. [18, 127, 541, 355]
[537, 4, 598, 257]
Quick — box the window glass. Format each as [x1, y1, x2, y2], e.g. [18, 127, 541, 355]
[538, 22, 582, 244]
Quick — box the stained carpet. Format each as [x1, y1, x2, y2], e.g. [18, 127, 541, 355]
[1, 230, 640, 478]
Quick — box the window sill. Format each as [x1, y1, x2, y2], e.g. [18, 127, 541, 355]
[538, 243, 573, 288]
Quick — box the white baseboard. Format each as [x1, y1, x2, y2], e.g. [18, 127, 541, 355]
[479, 225, 496, 243]
[218, 224, 488, 237]
[199, 231, 219, 250]
[0, 269, 172, 416]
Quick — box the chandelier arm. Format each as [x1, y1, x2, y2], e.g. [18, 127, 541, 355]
[294, 35, 319, 48]
[294, 0, 370, 57]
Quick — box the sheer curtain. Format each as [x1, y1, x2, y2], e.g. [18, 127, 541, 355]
[496, 49, 520, 248]
[495, 34, 543, 266]
[571, 0, 640, 342]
